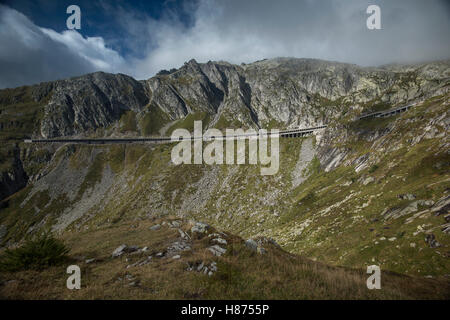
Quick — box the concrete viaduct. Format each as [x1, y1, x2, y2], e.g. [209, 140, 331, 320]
[24, 103, 414, 145]
[356, 103, 414, 120]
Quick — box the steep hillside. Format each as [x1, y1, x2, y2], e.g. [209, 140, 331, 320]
[0, 58, 447, 201]
[0, 58, 449, 289]
[1, 218, 448, 299]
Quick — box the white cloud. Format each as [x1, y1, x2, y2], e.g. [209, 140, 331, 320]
[128, 0, 450, 78]
[1, 0, 449, 88]
[0, 4, 127, 88]
[40, 28, 126, 72]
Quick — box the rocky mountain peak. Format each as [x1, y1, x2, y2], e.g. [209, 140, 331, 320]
[1, 57, 448, 139]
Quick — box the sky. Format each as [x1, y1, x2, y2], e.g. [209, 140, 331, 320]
[0, 0, 449, 89]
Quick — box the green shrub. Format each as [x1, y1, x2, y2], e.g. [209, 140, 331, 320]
[0, 232, 69, 272]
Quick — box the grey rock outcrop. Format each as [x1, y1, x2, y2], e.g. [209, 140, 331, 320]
[0, 146, 28, 200]
[191, 222, 210, 234]
[112, 244, 139, 257]
[208, 245, 226, 256]
[425, 234, 441, 248]
[112, 244, 128, 257]
[8, 57, 448, 141]
[41, 72, 149, 138]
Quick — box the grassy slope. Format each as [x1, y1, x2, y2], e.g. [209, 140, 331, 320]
[0, 86, 51, 179]
[273, 95, 450, 276]
[0, 86, 48, 141]
[139, 103, 171, 136]
[166, 111, 211, 135]
[1, 218, 448, 299]
[0, 93, 448, 296]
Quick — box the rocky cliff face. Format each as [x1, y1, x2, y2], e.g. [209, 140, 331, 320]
[0, 145, 27, 200]
[22, 57, 450, 139]
[40, 72, 149, 138]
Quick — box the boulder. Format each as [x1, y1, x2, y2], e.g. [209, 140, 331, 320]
[208, 245, 226, 256]
[169, 220, 181, 228]
[149, 224, 161, 231]
[418, 200, 434, 206]
[441, 224, 450, 234]
[191, 222, 209, 233]
[112, 244, 128, 257]
[383, 202, 418, 220]
[398, 193, 416, 200]
[112, 244, 139, 257]
[245, 239, 258, 251]
[431, 195, 450, 216]
[425, 234, 441, 248]
[362, 176, 375, 185]
[212, 237, 227, 245]
[178, 228, 190, 240]
[167, 240, 191, 252]
[191, 222, 210, 236]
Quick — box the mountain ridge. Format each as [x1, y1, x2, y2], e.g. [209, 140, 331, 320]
[1, 57, 448, 140]
[0, 57, 449, 282]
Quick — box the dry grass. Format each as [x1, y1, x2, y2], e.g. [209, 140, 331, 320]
[0, 218, 448, 300]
